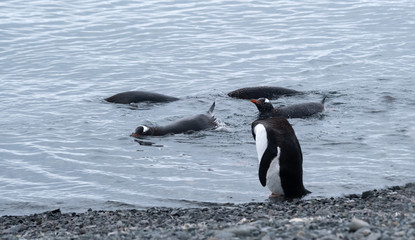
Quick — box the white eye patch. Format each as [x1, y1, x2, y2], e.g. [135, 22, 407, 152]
[142, 126, 150, 133]
[264, 98, 270, 103]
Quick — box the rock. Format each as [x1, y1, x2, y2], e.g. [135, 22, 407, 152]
[355, 227, 371, 236]
[172, 230, 188, 240]
[349, 217, 370, 232]
[116, 220, 123, 227]
[261, 234, 272, 240]
[315, 207, 332, 216]
[214, 230, 235, 239]
[390, 186, 401, 191]
[215, 224, 258, 238]
[50, 208, 61, 214]
[367, 231, 382, 240]
[2, 224, 23, 234]
[406, 228, 414, 237]
[78, 228, 86, 234]
[107, 230, 119, 237]
[362, 190, 375, 199]
[229, 224, 258, 237]
[1, 182, 415, 239]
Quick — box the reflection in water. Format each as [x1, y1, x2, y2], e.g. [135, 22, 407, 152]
[134, 139, 164, 148]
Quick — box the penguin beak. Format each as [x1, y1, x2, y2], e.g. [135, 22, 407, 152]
[250, 99, 260, 104]
[131, 133, 139, 138]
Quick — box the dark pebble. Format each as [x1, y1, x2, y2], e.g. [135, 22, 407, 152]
[1, 183, 415, 239]
[361, 190, 375, 199]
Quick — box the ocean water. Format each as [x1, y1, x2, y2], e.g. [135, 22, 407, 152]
[1, 0, 414, 216]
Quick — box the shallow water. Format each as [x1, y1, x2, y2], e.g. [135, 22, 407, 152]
[1, 0, 414, 216]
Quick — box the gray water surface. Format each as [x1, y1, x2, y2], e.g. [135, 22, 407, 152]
[1, 0, 414, 216]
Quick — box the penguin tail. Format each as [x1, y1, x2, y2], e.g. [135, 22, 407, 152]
[207, 101, 215, 115]
[321, 96, 327, 105]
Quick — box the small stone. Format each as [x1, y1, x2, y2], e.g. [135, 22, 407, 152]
[390, 186, 401, 191]
[289, 218, 307, 224]
[394, 230, 406, 237]
[180, 231, 193, 240]
[116, 220, 123, 227]
[349, 217, 370, 232]
[315, 208, 332, 216]
[78, 228, 86, 234]
[296, 230, 306, 238]
[214, 230, 234, 239]
[355, 227, 371, 236]
[2, 225, 22, 234]
[367, 231, 382, 240]
[362, 190, 374, 199]
[108, 231, 119, 236]
[237, 217, 249, 224]
[230, 225, 258, 237]
[171, 210, 180, 216]
[51, 209, 61, 214]
[347, 194, 360, 199]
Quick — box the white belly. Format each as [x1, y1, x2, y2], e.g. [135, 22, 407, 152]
[254, 124, 284, 195]
[266, 156, 284, 195]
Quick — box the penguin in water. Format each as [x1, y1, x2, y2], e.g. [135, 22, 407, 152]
[105, 91, 179, 104]
[250, 97, 326, 119]
[228, 86, 301, 100]
[131, 102, 217, 137]
[252, 117, 311, 198]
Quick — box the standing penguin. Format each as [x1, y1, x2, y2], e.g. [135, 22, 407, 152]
[251, 117, 310, 198]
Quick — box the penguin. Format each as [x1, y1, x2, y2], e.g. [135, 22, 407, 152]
[250, 97, 326, 119]
[131, 102, 217, 137]
[228, 86, 301, 100]
[105, 91, 179, 104]
[251, 117, 311, 198]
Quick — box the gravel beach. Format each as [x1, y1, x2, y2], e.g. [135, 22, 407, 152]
[1, 183, 414, 240]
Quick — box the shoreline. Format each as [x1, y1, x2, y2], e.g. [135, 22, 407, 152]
[1, 183, 414, 239]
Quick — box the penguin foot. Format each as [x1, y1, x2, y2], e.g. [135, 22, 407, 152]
[269, 193, 280, 198]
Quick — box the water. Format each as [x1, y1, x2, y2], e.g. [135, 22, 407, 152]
[1, 0, 414, 216]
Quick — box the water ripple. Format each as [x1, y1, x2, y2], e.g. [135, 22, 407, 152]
[1, 0, 415, 215]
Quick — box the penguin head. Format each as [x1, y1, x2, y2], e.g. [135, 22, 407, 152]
[131, 125, 153, 137]
[250, 98, 274, 114]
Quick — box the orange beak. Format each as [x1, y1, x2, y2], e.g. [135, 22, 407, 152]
[250, 99, 259, 104]
[131, 133, 139, 138]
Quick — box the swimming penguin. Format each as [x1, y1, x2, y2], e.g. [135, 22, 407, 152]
[105, 91, 179, 104]
[228, 86, 301, 100]
[251, 97, 326, 119]
[251, 117, 310, 198]
[131, 102, 217, 137]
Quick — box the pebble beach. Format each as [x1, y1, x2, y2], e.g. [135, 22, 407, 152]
[1, 183, 414, 240]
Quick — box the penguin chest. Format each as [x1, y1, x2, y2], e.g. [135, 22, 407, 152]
[266, 154, 284, 195]
[253, 124, 284, 195]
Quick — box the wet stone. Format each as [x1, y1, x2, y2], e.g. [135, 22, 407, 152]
[1, 183, 415, 239]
